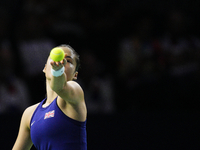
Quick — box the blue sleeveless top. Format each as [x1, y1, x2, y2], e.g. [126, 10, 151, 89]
[30, 97, 87, 150]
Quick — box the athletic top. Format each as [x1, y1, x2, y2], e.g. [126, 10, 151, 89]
[30, 97, 87, 150]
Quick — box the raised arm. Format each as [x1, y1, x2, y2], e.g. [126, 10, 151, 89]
[47, 48, 86, 122]
[49, 54, 83, 104]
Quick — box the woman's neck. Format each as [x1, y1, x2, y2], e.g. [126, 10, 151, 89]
[46, 80, 58, 104]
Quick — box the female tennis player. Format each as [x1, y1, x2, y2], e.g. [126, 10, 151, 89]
[12, 44, 87, 150]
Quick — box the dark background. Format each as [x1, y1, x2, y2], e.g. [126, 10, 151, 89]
[1, 0, 200, 149]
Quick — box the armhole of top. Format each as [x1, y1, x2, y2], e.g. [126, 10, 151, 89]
[30, 98, 47, 127]
[55, 98, 86, 127]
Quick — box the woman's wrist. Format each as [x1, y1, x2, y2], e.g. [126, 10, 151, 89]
[51, 66, 65, 77]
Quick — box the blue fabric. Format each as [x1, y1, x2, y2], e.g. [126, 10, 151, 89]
[30, 97, 87, 150]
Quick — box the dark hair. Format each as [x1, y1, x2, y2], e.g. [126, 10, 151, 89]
[57, 44, 80, 72]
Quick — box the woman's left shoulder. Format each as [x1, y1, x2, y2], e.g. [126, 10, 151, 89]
[68, 81, 83, 92]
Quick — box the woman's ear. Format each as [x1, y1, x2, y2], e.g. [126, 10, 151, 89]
[73, 71, 78, 80]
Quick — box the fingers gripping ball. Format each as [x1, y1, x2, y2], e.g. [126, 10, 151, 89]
[50, 48, 65, 62]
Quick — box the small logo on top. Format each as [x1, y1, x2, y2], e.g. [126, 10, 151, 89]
[31, 121, 35, 126]
[44, 110, 55, 119]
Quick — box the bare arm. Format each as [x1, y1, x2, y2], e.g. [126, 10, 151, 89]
[49, 57, 87, 122]
[50, 59, 84, 104]
[12, 104, 38, 150]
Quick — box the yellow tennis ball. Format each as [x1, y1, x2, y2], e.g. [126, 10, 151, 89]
[50, 48, 65, 62]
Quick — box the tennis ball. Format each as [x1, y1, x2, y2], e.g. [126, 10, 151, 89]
[50, 48, 65, 62]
